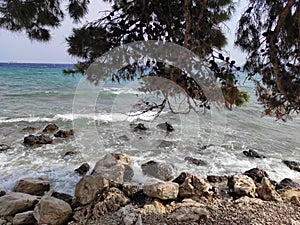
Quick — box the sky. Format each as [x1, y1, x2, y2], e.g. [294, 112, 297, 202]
[0, 1, 247, 65]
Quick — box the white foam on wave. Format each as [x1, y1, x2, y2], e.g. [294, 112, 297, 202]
[102, 87, 143, 95]
[0, 117, 54, 123]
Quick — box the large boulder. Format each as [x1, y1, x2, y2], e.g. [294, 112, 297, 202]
[276, 178, 300, 192]
[13, 211, 36, 225]
[33, 195, 72, 225]
[228, 174, 256, 198]
[0, 192, 39, 216]
[92, 153, 133, 184]
[257, 177, 281, 201]
[179, 175, 213, 199]
[75, 175, 109, 205]
[24, 134, 53, 146]
[54, 129, 74, 138]
[141, 160, 175, 181]
[281, 188, 300, 206]
[143, 179, 179, 200]
[14, 177, 50, 196]
[244, 167, 269, 183]
[283, 160, 300, 172]
[42, 123, 59, 133]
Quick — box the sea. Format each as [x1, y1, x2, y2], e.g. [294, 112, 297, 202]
[0, 62, 299, 195]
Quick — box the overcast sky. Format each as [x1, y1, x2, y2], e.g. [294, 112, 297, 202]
[0, 1, 247, 64]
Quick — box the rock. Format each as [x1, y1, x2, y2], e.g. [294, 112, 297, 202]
[75, 163, 90, 176]
[172, 172, 191, 185]
[179, 175, 213, 199]
[243, 149, 266, 158]
[244, 167, 269, 183]
[0, 144, 11, 152]
[117, 204, 141, 225]
[24, 134, 53, 146]
[184, 156, 207, 166]
[281, 188, 300, 206]
[0, 190, 6, 197]
[141, 160, 174, 181]
[276, 178, 300, 191]
[101, 187, 130, 212]
[33, 195, 72, 225]
[123, 182, 140, 197]
[257, 177, 281, 201]
[54, 129, 74, 138]
[157, 140, 174, 148]
[14, 177, 50, 196]
[234, 196, 264, 206]
[142, 200, 166, 215]
[42, 123, 59, 133]
[143, 179, 179, 200]
[64, 151, 76, 157]
[228, 174, 256, 198]
[168, 199, 209, 222]
[207, 175, 228, 183]
[0, 192, 39, 216]
[118, 135, 130, 141]
[13, 211, 36, 225]
[22, 127, 40, 132]
[51, 191, 73, 205]
[92, 153, 134, 184]
[157, 122, 174, 132]
[283, 160, 300, 172]
[75, 175, 109, 205]
[133, 123, 147, 131]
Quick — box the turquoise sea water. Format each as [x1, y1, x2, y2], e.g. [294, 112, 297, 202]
[0, 62, 300, 195]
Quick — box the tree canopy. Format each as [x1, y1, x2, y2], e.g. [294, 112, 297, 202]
[1, 0, 299, 119]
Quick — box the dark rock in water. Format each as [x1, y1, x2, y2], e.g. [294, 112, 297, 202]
[0, 144, 11, 152]
[276, 178, 300, 191]
[0, 189, 6, 197]
[42, 123, 59, 133]
[199, 144, 214, 150]
[207, 175, 228, 183]
[243, 149, 266, 159]
[133, 123, 147, 131]
[54, 129, 74, 138]
[64, 151, 76, 157]
[75, 163, 90, 176]
[184, 156, 207, 166]
[22, 126, 40, 132]
[51, 191, 73, 205]
[172, 172, 191, 185]
[157, 122, 174, 132]
[244, 167, 269, 183]
[24, 134, 53, 146]
[141, 161, 175, 181]
[282, 160, 300, 172]
[158, 140, 174, 148]
[118, 135, 130, 141]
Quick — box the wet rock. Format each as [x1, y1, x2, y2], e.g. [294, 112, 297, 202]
[54, 129, 74, 138]
[33, 195, 72, 225]
[179, 175, 213, 199]
[24, 134, 53, 146]
[75, 175, 109, 205]
[283, 160, 300, 172]
[184, 156, 207, 166]
[199, 144, 214, 150]
[0, 192, 39, 216]
[207, 175, 228, 183]
[42, 123, 59, 133]
[14, 177, 50, 196]
[172, 172, 191, 185]
[228, 174, 256, 198]
[123, 182, 140, 197]
[0, 144, 11, 152]
[257, 177, 281, 201]
[141, 160, 175, 181]
[119, 135, 130, 141]
[0, 190, 6, 197]
[64, 151, 76, 157]
[244, 167, 269, 183]
[281, 188, 300, 206]
[51, 191, 73, 205]
[243, 149, 266, 159]
[92, 153, 134, 184]
[22, 127, 40, 132]
[75, 163, 90, 176]
[13, 211, 36, 225]
[157, 122, 174, 132]
[143, 179, 179, 200]
[133, 123, 147, 131]
[276, 178, 300, 192]
[158, 140, 174, 148]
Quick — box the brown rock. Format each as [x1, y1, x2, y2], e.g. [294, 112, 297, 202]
[22, 127, 40, 132]
[24, 134, 53, 146]
[281, 188, 300, 206]
[123, 182, 140, 197]
[13, 211, 36, 225]
[184, 156, 207, 166]
[257, 177, 282, 201]
[143, 179, 179, 200]
[228, 174, 256, 198]
[14, 177, 50, 196]
[74, 163, 90, 176]
[33, 195, 72, 225]
[51, 191, 73, 205]
[179, 175, 213, 199]
[244, 167, 269, 183]
[54, 129, 74, 138]
[207, 175, 228, 183]
[42, 123, 59, 133]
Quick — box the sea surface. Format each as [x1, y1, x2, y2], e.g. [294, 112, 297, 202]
[0, 62, 299, 195]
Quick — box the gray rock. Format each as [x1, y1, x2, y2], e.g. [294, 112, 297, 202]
[141, 160, 175, 181]
[13, 211, 36, 225]
[172, 172, 191, 185]
[184, 156, 207, 166]
[33, 195, 72, 225]
[74, 163, 90, 176]
[0, 192, 39, 216]
[207, 175, 228, 183]
[143, 179, 179, 200]
[277, 178, 300, 191]
[14, 177, 50, 196]
[283, 160, 300, 172]
[24, 134, 53, 146]
[51, 191, 73, 205]
[0, 190, 6, 197]
[243, 149, 266, 158]
[157, 122, 174, 132]
[42, 123, 59, 133]
[133, 123, 147, 131]
[244, 167, 269, 183]
[54, 129, 74, 138]
[157, 140, 174, 148]
[228, 174, 256, 198]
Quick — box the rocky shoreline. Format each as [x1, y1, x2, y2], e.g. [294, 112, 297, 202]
[1, 123, 300, 224]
